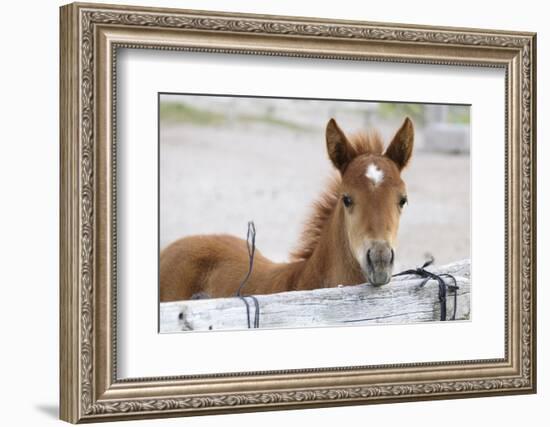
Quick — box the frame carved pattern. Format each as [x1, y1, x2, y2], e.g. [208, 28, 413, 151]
[60, 3, 536, 422]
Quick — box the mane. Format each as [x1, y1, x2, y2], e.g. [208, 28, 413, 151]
[290, 131, 384, 261]
[349, 130, 384, 158]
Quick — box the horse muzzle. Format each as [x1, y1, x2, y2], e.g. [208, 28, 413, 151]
[365, 242, 394, 286]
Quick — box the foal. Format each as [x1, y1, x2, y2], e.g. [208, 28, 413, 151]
[160, 117, 414, 301]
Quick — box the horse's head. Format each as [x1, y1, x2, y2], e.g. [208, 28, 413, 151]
[326, 117, 414, 286]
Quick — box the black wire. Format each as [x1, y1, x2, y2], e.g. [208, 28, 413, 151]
[440, 273, 459, 321]
[392, 256, 460, 321]
[236, 221, 260, 328]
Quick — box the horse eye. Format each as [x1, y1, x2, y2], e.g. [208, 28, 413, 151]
[342, 194, 353, 208]
[399, 196, 408, 208]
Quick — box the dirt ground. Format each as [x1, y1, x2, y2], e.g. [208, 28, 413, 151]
[160, 122, 470, 272]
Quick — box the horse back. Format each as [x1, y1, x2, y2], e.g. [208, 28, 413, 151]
[160, 234, 273, 301]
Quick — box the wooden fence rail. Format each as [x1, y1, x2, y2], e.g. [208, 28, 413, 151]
[160, 259, 471, 333]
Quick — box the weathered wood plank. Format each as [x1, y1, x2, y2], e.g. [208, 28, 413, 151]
[160, 259, 471, 333]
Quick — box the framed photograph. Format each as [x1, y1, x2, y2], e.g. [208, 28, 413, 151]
[158, 94, 472, 332]
[60, 2, 536, 423]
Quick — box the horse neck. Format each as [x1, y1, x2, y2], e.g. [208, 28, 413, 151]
[294, 204, 364, 290]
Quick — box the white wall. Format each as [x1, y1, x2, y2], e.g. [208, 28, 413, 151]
[0, 0, 545, 425]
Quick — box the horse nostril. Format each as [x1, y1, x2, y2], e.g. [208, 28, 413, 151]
[366, 249, 373, 267]
[390, 248, 395, 264]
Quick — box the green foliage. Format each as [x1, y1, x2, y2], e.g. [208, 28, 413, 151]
[160, 101, 311, 131]
[160, 100, 470, 129]
[160, 102, 226, 125]
[236, 113, 312, 132]
[377, 103, 470, 126]
[447, 106, 470, 124]
[377, 103, 426, 124]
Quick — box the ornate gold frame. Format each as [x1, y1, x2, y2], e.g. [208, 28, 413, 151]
[59, 2, 537, 423]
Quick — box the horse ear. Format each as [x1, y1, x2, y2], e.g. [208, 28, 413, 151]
[326, 118, 356, 174]
[385, 117, 414, 171]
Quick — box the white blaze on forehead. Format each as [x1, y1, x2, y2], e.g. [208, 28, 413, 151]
[365, 163, 384, 186]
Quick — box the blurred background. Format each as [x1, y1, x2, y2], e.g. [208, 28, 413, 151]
[160, 94, 470, 272]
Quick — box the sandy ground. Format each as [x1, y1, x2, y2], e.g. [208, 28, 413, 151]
[160, 121, 470, 273]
